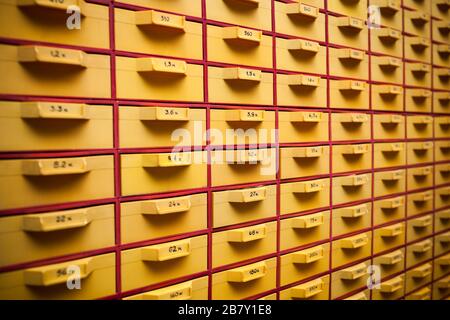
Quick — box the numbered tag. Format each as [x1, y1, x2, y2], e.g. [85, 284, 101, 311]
[222, 67, 262, 82]
[292, 245, 324, 264]
[21, 102, 87, 119]
[141, 196, 192, 215]
[223, 27, 262, 43]
[22, 158, 89, 176]
[142, 239, 191, 262]
[18, 45, 86, 67]
[227, 262, 267, 283]
[227, 224, 267, 243]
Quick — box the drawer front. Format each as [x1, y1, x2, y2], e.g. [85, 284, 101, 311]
[405, 286, 432, 300]
[407, 166, 433, 191]
[117, 0, 202, 17]
[433, 44, 450, 68]
[213, 185, 277, 228]
[116, 57, 203, 102]
[405, 62, 432, 88]
[280, 211, 330, 251]
[373, 113, 405, 140]
[436, 141, 450, 162]
[331, 113, 371, 141]
[435, 116, 450, 138]
[279, 275, 330, 300]
[435, 209, 450, 233]
[433, 275, 450, 300]
[331, 260, 370, 300]
[407, 190, 434, 217]
[433, 67, 450, 91]
[280, 179, 330, 215]
[332, 174, 372, 206]
[328, 0, 367, 19]
[432, 0, 450, 21]
[0, 155, 114, 211]
[405, 263, 433, 294]
[373, 222, 405, 254]
[373, 248, 405, 279]
[436, 164, 450, 186]
[407, 115, 433, 139]
[436, 186, 450, 210]
[121, 235, 207, 292]
[371, 27, 403, 57]
[332, 143, 372, 174]
[277, 75, 327, 108]
[211, 257, 277, 300]
[407, 214, 433, 243]
[371, 55, 403, 84]
[374, 169, 406, 198]
[434, 92, 450, 114]
[343, 289, 370, 300]
[405, 0, 431, 12]
[434, 253, 450, 279]
[435, 232, 450, 257]
[280, 146, 330, 180]
[331, 232, 372, 268]
[372, 85, 404, 112]
[330, 80, 369, 110]
[332, 202, 371, 237]
[404, 36, 431, 63]
[374, 142, 406, 168]
[405, 89, 432, 113]
[406, 238, 433, 268]
[329, 48, 368, 80]
[371, 0, 402, 30]
[328, 16, 368, 50]
[279, 111, 329, 144]
[373, 196, 406, 226]
[0, 44, 110, 98]
[372, 275, 405, 300]
[404, 10, 431, 38]
[433, 20, 450, 44]
[276, 39, 327, 74]
[120, 193, 207, 245]
[115, 9, 203, 60]
[407, 141, 434, 165]
[0, 253, 116, 299]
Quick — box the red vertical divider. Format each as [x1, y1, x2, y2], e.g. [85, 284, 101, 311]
[402, 0, 408, 292]
[368, 0, 374, 301]
[430, 0, 436, 300]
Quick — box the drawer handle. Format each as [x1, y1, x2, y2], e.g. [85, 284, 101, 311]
[441, 165, 450, 173]
[227, 262, 267, 283]
[141, 196, 192, 215]
[286, 75, 320, 87]
[410, 12, 430, 24]
[378, 250, 403, 265]
[292, 245, 324, 264]
[341, 174, 369, 187]
[437, 44, 450, 55]
[437, 92, 450, 102]
[228, 187, 267, 203]
[227, 224, 267, 243]
[440, 142, 450, 150]
[136, 58, 187, 76]
[380, 196, 404, 209]
[412, 166, 432, 177]
[380, 170, 404, 181]
[410, 63, 430, 74]
[142, 153, 192, 168]
[290, 111, 323, 123]
[410, 37, 430, 50]
[380, 276, 403, 293]
[139, 107, 190, 121]
[340, 204, 368, 218]
[292, 180, 325, 193]
[411, 116, 433, 125]
[412, 192, 433, 203]
[436, 255, 450, 266]
[17, 0, 82, 12]
[336, 16, 364, 32]
[340, 263, 368, 280]
[286, 39, 320, 54]
[291, 146, 323, 158]
[412, 142, 433, 151]
[338, 80, 365, 92]
[439, 232, 450, 243]
[377, 28, 401, 42]
[222, 67, 261, 82]
[339, 113, 369, 123]
[225, 110, 265, 122]
[341, 144, 369, 155]
[379, 223, 403, 237]
[408, 287, 431, 300]
[291, 212, 324, 229]
[21, 157, 90, 176]
[24, 257, 94, 286]
[437, 278, 450, 289]
[291, 278, 324, 299]
[438, 118, 450, 127]
[135, 10, 186, 32]
[410, 264, 432, 279]
[411, 89, 431, 99]
[372, 0, 400, 13]
[379, 85, 403, 97]
[437, 21, 450, 33]
[344, 292, 368, 300]
[340, 234, 369, 249]
[18, 45, 86, 67]
[437, 69, 450, 79]
[338, 48, 365, 62]
[141, 282, 193, 300]
[224, 0, 260, 7]
[141, 239, 191, 262]
[22, 209, 92, 232]
[285, 3, 319, 19]
[411, 240, 432, 253]
[222, 26, 262, 45]
[21, 102, 88, 120]
[439, 209, 450, 220]
[226, 150, 264, 164]
[377, 56, 401, 69]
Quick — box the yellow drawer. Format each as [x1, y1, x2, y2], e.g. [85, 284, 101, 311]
[373, 113, 405, 140]
[406, 286, 432, 300]
[213, 185, 277, 228]
[373, 248, 405, 279]
[405, 263, 433, 294]
[370, 0, 402, 30]
[406, 238, 433, 268]
[206, 0, 272, 31]
[280, 179, 330, 215]
[435, 209, 450, 233]
[333, 143, 372, 174]
[121, 235, 207, 292]
[0, 253, 115, 299]
[343, 289, 370, 300]
[405, 0, 431, 12]
[434, 253, 450, 279]
[433, 67, 450, 91]
[116, 56, 203, 102]
[328, 0, 367, 19]
[211, 257, 277, 300]
[0, 155, 114, 211]
[433, 20, 450, 44]
[331, 231, 372, 268]
[407, 190, 434, 217]
[274, 1, 325, 41]
[407, 115, 433, 139]
[120, 193, 207, 245]
[405, 36, 431, 63]
[115, 9, 202, 60]
[329, 48, 368, 80]
[433, 275, 450, 300]
[371, 85, 404, 112]
[280, 243, 330, 286]
[0, 0, 109, 49]
[374, 142, 406, 168]
[432, 0, 450, 21]
[0, 101, 112, 152]
[372, 275, 405, 300]
[407, 214, 433, 243]
[435, 116, 450, 138]
[407, 141, 434, 165]
[332, 202, 371, 237]
[124, 276, 208, 300]
[331, 112, 371, 141]
[207, 25, 272, 68]
[117, 0, 202, 18]
[436, 164, 450, 186]
[121, 151, 206, 196]
[208, 66, 273, 105]
[212, 222, 277, 268]
[407, 166, 433, 191]
[405, 89, 432, 113]
[0, 44, 110, 98]
[371, 55, 403, 84]
[280, 146, 330, 180]
[435, 232, 450, 256]
[373, 222, 405, 254]
[277, 74, 327, 107]
[436, 141, 450, 162]
[374, 169, 406, 198]
[331, 260, 370, 300]
[436, 186, 450, 210]
[280, 212, 330, 251]
[279, 111, 329, 144]
[211, 149, 277, 187]
[275, 38, 326, 74]
[328, 15, 368, 50]
[405, 62, 432, 88]
[330, 80, 369, 110]
[433, 44, 450, 68]
[210, 109, 275, 146]
[0, 204, 114, 268]
[370, 27, 403, 57]
[332, 174, 372, 206]
[373, 196, 406, 226]
[404, 10, 431, 38]
[279, 275, 330, 300]
[434, 92, 450, 114]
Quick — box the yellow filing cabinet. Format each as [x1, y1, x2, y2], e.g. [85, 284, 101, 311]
[279, 145, 330, 180]
[434, 253, 450, 279]
[435, 116, 450, 138]
[328, 16, 368, 50]
[372, 275, 405, 300]
[405, 263, 433, 294]
[331, 231, 372, 268]
[331, 260, 370, 300]
[330, 80, 369, 110]
[373, 248, 405, 279]
[405, 89, 432, 113]
[331, 112, 371, 141]
[373, 113, 405, 140]
[432, 0, 450, 21]
[433, 67, 450, 91]
[0, 253, 116, 300]
[436, 140, 450, 162]
[117, 0, 202, 18]
[279, 275, 330, 300]
[371, 55, 403, 84]
[433, 20, 450, 44]
[405, 62, 432, 88]
[0, 155, 114, 211]
[280, 179, 330, 215]
[373, 196, 405, 226]
[407, 190, 434, 217]
[373, 169, 406, 198]
[329, 48, 368, 80]
[436, 186, 450, 209]
[370, 27, 403, 57]
[332, 174, 372, 205]
[212, 185, 277, 228]
[436, 163, 450, 186]
[277, 74, 327, 108]
[405, 36, 431, 63]
[407, 166, 434, 191]
[407, 115, 433, 139]
[276, 38, 327, 74]
[435, 209, 450, 233]
[0, 44, 110, 98]
[434, 92, 450, 114]
[121, 235, 207, 292]
[120, 193, 207, 245]
[406, 238, 433, 268]
[279, 111, 329, 143]
[370, 0, 402, 30]
[115, 9, 203, 60]
[121, 151, 207, 197]
[332, 143, 372, 174]
[332, 203, 371, 237]
[407, 141, 434, 165]
[435, 232, 450, 256]
[404, 10, 431, 38]
[433, 275, 450, 300]
[373, 222, 405, 254]
[434, 44, 450, 68]
[328, 0, 367, 19]
[371, 85, 404, 112]
[407, 214, 433, 243]
[211, 258, 277, 300]
[406, 286, 432, 300]
[373, 142, 406, 168]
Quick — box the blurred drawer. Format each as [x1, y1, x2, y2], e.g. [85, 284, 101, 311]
[406, 238, 433, 268]
[275, 38, 326, 74]
[432, 0, 450, 21]
[405, 62, 431, 88]
[371, 55, 403, 84]
[0, 101, 112, 152]
[433, 20, 450, 44]
[277, 74, 327, 108]
[331, 112, 371, 141]
[0, 253, 115, 300]
[374, 169, 406, 198]
[280, 179, 330, 215]
[332, 202, 371, 238]
[208, 67, 273, 105]
[117, 0, 202, 17]
[343, 289, 370, 300]
[328, 0, 367, 19]
[436, 140, 450, 162]
[329, 48, 368, 80]
[405, 263, 433, 294]
[116, 57, 203, 102]
[407, 214, 433, 243]
[120, 193, 207, 245]
[436, 186, 450, 210]
[373, 248, 405, 279]
[370, 27, 403, 57]
[435, 116, 450, 138]
[373, 196, 406, 226]
[435, 209, 450, 233]
[374, 142, 406, 168]
[405, 0, 431, 12]
[434, 253, 450, 280]
[0, 204, 114, 268]
[435, 232, 450, 256]
[405, 89, 432, 113]
[331, 231, 372, 268]
[331, 260, 370, 300]
[119, 106, 206, 149]
[0, 44, 110, 98]
[330, 80, 369, 110]
[407, 165, 433, 191]
[121, 151, 207, 196]
[279, 211, 330, 250]
[404, 36, 431, 63]
[121, 235, 207, 292]
[332, 174, 372, 206]
[407, 115, 433, 139]
[407, 190, 434, 217]
[371, 85, 404, 112]
[372, 275, 405, 300]
[373, 113, 405, 140]
[404, 10, 431, 38]
[373, 222, 405, 254]
[405, 286, 432, 300]
[0, 0, 109, 49]
[328, 15, 368, 50]
[433, 275, 450, 300]
[436, 163, 450, 186]
[279, 111, 329, 144]
[115, 9, 202, 59]
[407, 141, 434, 165]
[0, 155, 114, 211]
[279, 275, 330, 300]
[433, 67, 450, 91]
[280, 146, 330, 180]
[370, 0, 402, 30]
[212, 185, 277, 228]
[280, 243, 330, 286]
[259, 293, 277, 300]
[434, 92, 450, 114]
[434, 44, 450, 68]
[212, 222, 277, 268]
[211, 257, 277, 300]
[332, 143, 372, 174]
